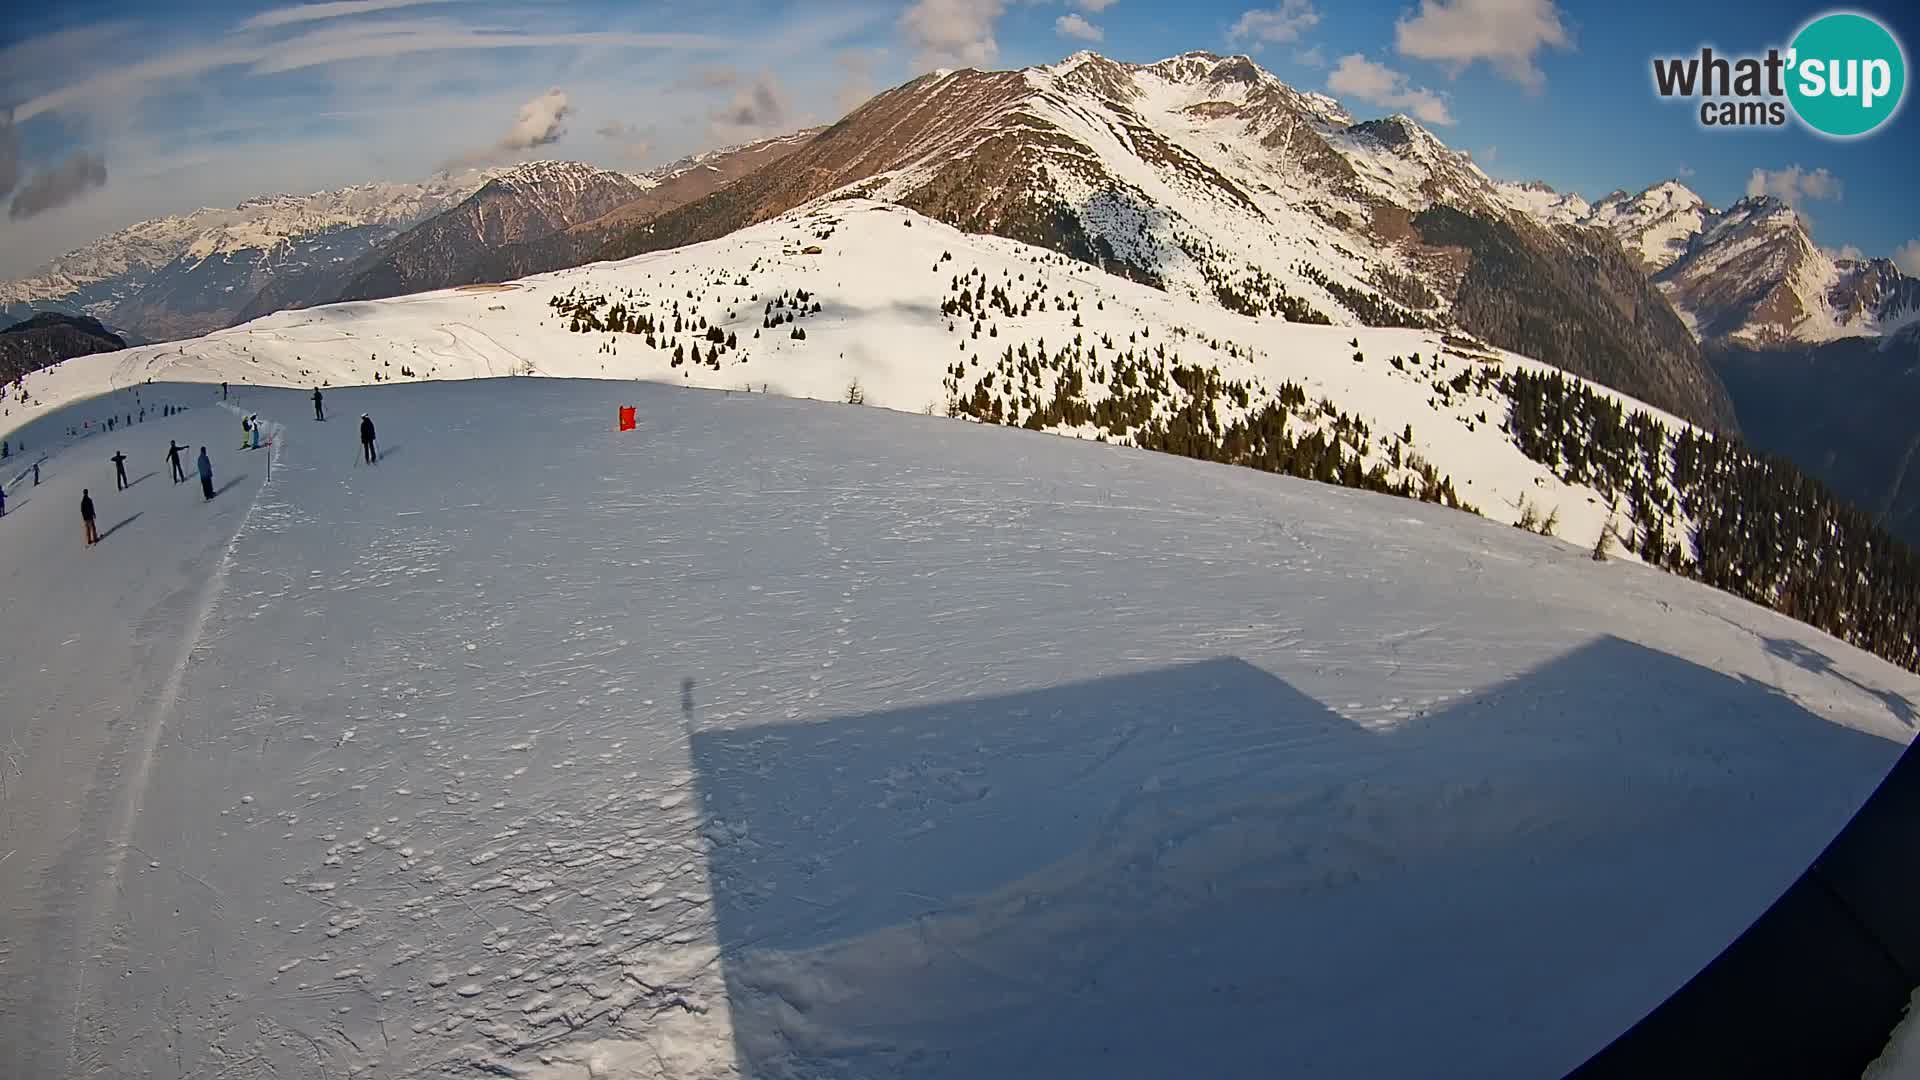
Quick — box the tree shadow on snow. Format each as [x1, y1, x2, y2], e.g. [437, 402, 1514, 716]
[1760, 636, 1919, 728]
[1709, 613, 1916, 727]
[97, 512, 142, 541]
[689, 636, 1904, 1080]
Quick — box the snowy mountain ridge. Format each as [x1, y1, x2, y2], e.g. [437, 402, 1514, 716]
[606, 49, 1730, 428]
[0, 171, 504, 309]
[1501, 178, 1920, 346]
[1581, 180, 1711, 273]
[1493, 179, 1592, 228]
[4, 197, 1700, 571]
[322, 162, 648, 306]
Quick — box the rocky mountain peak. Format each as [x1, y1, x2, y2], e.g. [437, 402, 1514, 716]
[488, 159, 617, 192]
[1579, 179, 1715, 275]
[1345, 115, 1447, 158]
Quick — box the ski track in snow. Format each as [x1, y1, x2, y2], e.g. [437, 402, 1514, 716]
[1, 378, 1917, 1079]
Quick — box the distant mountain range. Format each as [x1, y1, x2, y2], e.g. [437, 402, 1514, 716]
[8, 48, 1920, 483]
[1500, 177, 1920, 547]
[0, 135, 818, 347]
[0, 172, 499, 342]
[252, 160, 650, 314]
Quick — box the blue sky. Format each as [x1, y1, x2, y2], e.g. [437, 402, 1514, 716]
[2, 0, 1917, 277]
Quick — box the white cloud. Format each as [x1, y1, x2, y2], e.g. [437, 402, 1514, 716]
[1230, 0, 1321, 45]
[1293, 45, 1327, 68]
[1327, 53, 1455, 125]
[1073, 0, 1118, 11]
[1746, 165, 1843, 208]
[708, 73, 791, 145]
[1678, 164, 1695, 177]
[503, 88, 570, 152]
[1825, 243, 1865, 262]
[250, 27, 725, 77]
[10, 152, 108, 220]
[440, 87, 570, 170]
[240, 0, 458, 30]
[9, 23, 728, 123]
[900, 0, 1005, 71]
[1394, 0, 1570, 91]
[1893, 239, 1920, 277]
[1056, 14, 1104, 41]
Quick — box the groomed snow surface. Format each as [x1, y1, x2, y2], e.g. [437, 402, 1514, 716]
[2, 375, 1917, 1079]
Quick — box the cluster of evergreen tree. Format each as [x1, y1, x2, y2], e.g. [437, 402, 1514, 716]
[1203, 263, 1331, 324]
[1292, 262, 1431, 329]
[940, 322, 1473, 513]
[1502, 368, 1920, 673]
[763, 289, 821, 333]
[549, 285, 752, 369]
[939, 264, 1092, 328]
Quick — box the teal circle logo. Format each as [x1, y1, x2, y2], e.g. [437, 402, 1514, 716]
[1787, 11, 1907, 137]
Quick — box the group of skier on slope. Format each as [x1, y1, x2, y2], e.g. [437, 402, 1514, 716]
[82, 441, 213, 547]
[310, 388, 379, 462]
[67, 386, 378, 549]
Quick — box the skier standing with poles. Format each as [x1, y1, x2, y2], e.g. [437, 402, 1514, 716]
[166, 440, 187, 484]
[313, 387, 325, 421]
[81, 489, 98, 546]
[112, 450, 129, 491]
[359, 413, 377, 464]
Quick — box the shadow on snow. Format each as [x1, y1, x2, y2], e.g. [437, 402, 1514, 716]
[689, 636, 1901, 1079]
[97, 512, 143, 541]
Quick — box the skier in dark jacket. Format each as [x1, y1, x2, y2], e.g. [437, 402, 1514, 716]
[166, 441, 187, 483]
[82, 489, 98, 545]
[112, 450, 129, 490]
[359, 414, 377, 463]
[313, 387, 325, 421]
[197, 448, 214, 500]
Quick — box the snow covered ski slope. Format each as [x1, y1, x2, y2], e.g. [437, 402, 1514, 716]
[2, 375, 1916, 1079]
[5, 199, 1702, 568]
